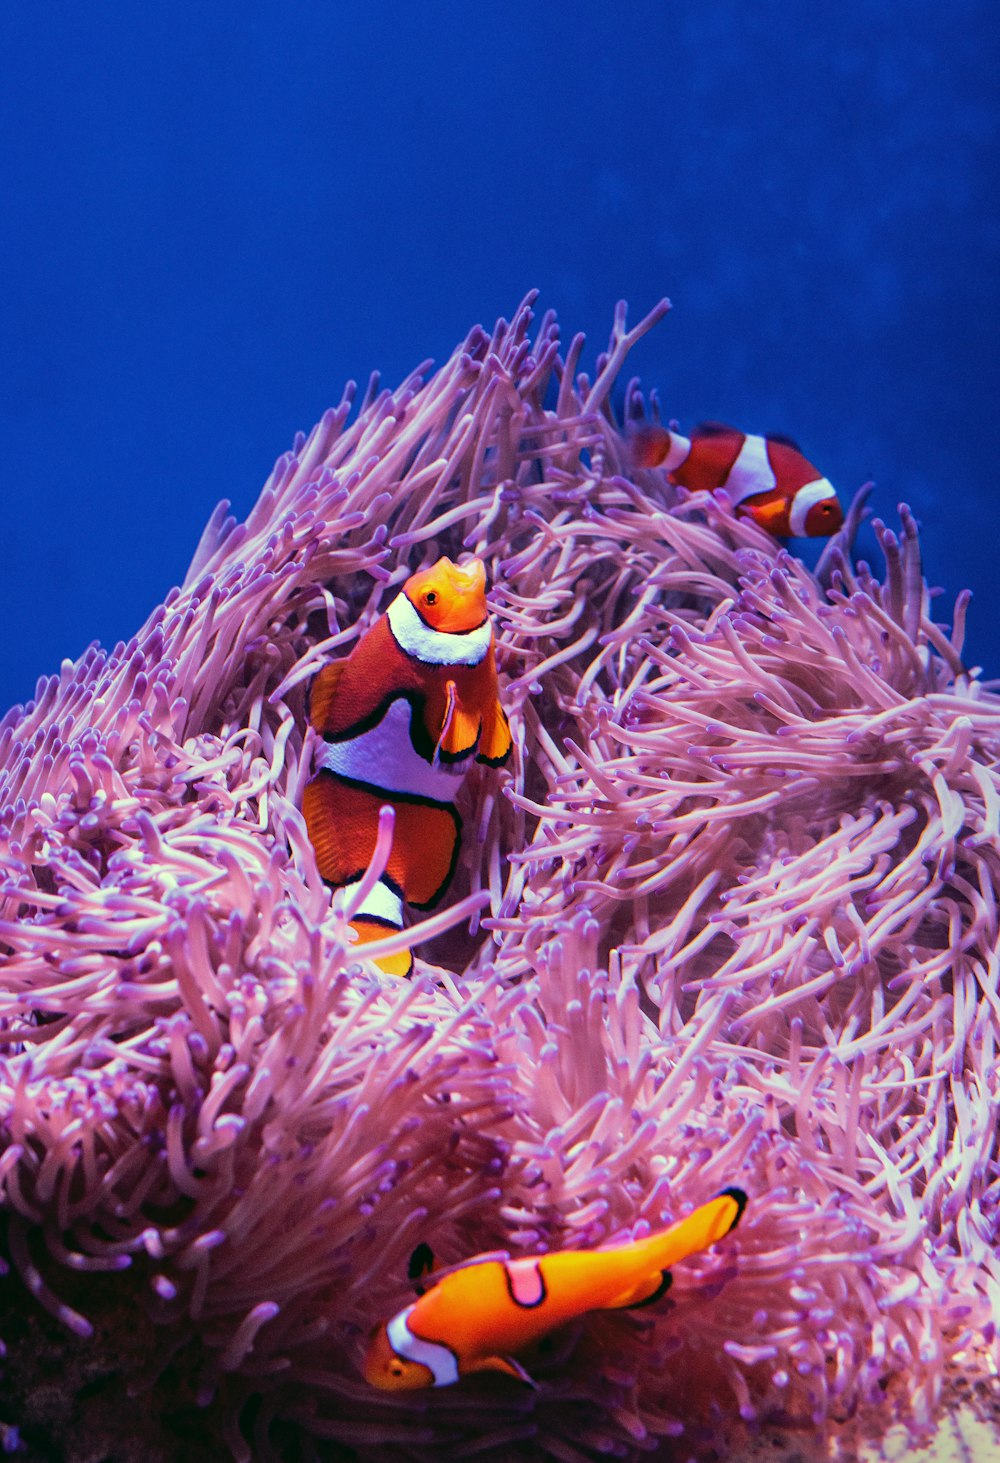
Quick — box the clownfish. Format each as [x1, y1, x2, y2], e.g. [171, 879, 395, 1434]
[631, 421, 844, 538]
[363, 1186, 747, 1390]
[303, 557, 511, 977]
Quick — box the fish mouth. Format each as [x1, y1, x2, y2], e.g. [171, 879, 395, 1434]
[450, 558, 486, 593]
[435, 558, 488, 631]
[794, 479, 843, 537]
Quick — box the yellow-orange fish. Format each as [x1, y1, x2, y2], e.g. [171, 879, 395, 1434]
[364, 1187, 746, 1389]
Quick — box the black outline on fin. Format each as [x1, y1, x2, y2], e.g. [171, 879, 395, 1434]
[717, 1186, 749, 1229]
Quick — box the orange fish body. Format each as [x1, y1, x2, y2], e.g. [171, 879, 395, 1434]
[303, 558, 511, 976]
[631, 421, 843, 537]
[364, 1187, 746, 1389]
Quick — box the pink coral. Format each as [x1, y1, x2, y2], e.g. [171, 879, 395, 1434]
[1, 295, 998, 1460]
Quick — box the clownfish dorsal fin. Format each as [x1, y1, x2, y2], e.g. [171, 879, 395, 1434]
[308, 660, 346, 732]
[463, 1353, 537, 1386]
[764, 431, 804, 452]
[690, 420, 737, 438]
[408, 1241, 437, 1295]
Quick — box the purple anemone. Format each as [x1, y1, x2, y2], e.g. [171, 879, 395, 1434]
[1, 296, 998, 1460]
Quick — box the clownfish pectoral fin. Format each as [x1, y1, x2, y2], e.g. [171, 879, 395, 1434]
[737, 492, 791, 536]
[309, 661, 347, 732]
[436, 685, 482, 760]
[463, 1354, 537, 1387]
[476, 700, 512, 766]
[612, 1269, 673, 1311]
[606, 1268, 673, 1311]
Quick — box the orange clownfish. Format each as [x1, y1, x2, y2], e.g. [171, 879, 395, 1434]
[363, 1187, 747, 1390]
[303, 556, 511, 977]
[631, 421, 844, 538]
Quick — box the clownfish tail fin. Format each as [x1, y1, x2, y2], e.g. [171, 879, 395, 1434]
[344, 878, 413, 978]
[349, 916, 414, 978]
[628, 423, 672, 469]
[462, 1354, 536, 1386]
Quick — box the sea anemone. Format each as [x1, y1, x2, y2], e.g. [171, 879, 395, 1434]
[1, 295, 998, 1461]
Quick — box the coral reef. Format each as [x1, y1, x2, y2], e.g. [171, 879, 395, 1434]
[1, 296, 998, 1461]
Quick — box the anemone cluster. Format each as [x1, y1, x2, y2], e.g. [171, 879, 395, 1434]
[1, 297, 998, 1461]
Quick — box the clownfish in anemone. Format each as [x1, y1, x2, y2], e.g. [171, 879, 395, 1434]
[631, 420, 844, 538]
[363, 1187, 747, 1390]
[303, 556, 511, 977]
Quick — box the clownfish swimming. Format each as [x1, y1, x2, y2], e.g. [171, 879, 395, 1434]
[631, 421, 844, 538]
[363, 1186, 747, 1390]
[303, 556, 511, 977]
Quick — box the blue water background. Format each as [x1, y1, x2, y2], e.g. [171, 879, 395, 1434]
[1, 1, 997, 712]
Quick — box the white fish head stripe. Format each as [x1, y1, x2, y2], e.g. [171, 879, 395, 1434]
[789, 478, 837, 537]
[387, 593, 492, 667]
[723, 433, 777, 505]
[387, 1304, 460, 1386]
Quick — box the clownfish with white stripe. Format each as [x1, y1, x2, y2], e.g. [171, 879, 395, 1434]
[363, 1186, 747, 1390]
[631, 420, 844, 538]
[303, 556, 511, 977]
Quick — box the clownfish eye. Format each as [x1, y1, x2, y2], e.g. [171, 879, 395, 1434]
[425, 591, 438, 605]
[390, 1360, 405, 1376]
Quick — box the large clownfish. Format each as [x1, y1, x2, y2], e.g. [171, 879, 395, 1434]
[631, 421, 844, 538]
[303, 556, 511, 977]
[363, 1186, 747, 1390]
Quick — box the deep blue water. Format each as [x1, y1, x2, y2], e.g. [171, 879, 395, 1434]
[1, 2, 997, 713]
